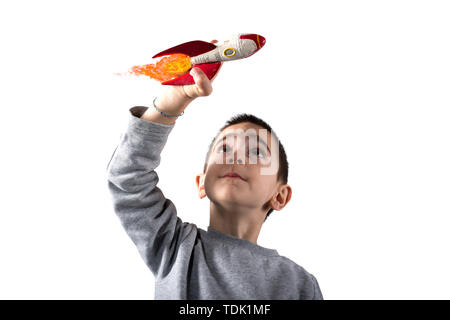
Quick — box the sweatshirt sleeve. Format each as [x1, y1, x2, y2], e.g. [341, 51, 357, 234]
[311, 274, 324, 300]
[106, 106, 196, 276]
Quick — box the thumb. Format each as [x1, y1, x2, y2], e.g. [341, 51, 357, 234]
[184, 67, 213, 98]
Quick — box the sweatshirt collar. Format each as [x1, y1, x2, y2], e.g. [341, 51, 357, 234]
[206, 227, 279, 257]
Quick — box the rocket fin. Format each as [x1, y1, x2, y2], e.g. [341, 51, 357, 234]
[152, 40, 217, 59]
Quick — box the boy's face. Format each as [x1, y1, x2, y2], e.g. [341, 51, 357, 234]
[196, 122, 291, 217]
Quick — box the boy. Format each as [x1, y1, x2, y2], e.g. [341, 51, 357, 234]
[106, 65, 323, 299]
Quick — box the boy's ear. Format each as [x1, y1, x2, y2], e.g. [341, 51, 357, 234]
[195, 173, 207, 199]
[269, 184, 292, 211]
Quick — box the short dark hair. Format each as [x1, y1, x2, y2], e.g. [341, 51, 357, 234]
[203, 113, 288, 221]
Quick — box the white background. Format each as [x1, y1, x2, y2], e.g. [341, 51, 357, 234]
[0, 0, 449, 299]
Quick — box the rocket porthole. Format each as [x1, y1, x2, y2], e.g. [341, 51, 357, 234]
[224, 48, 236, 57]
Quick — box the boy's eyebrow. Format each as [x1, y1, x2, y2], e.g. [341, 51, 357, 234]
[213, 133, 271, 154]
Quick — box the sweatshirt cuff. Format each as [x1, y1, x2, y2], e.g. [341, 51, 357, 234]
[128, 106, 175, 136]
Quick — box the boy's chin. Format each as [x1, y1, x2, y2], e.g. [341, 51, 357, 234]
[215, 200, 247, 212]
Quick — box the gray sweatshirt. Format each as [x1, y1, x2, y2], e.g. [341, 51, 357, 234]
[106, 106, 324, 300]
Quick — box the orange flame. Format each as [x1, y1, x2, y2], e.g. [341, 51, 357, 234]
[129, 53, 192, 82]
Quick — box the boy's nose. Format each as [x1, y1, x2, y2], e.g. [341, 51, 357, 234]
[232, 149, 245, 164]
[226, 139, 247, 164]
[226, 153, 244, 164]
[227, 157, 244, 164]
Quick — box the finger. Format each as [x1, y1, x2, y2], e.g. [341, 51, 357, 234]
[190, 67, 204, 80]
[211, 39, 218, 44]
[190, 68, 212, 96]
[183, 79, 212, 98]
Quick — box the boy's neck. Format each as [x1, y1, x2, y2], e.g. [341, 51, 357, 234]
[209, 203, 265, 244]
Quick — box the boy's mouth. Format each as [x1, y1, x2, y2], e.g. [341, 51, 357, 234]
[221, 172, 246, 181]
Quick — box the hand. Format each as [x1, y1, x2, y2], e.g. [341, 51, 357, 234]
[183, 39, 221, 99]
[156, 40, 221, 112]
[183, 66, 216, 98]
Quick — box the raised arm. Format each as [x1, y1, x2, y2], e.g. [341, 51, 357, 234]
[106, 66, 218, 276]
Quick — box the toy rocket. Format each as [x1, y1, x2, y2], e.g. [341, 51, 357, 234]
[151, 33, 266, 85]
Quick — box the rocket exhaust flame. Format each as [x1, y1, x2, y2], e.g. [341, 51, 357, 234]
[128, 53, 192, 82]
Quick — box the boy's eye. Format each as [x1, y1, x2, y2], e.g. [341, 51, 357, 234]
[217, 144, 232, 153]
[249, 147, 266, 158]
